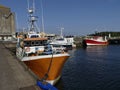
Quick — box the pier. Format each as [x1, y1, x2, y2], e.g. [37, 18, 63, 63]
[108, 37, 120, 44]
[0, 42, 41, 90]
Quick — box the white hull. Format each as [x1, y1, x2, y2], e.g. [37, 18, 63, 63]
[46, 75, 61, 85]
[86, 43, 107, 46]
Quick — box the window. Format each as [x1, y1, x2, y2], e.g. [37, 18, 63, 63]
[24, 41, 31, 46]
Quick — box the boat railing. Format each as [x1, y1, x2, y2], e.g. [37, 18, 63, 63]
[23, 46, 65, 57]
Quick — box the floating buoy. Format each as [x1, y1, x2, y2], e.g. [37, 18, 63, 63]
[25, 47, 30, 52]
[37, 81, 58, 90]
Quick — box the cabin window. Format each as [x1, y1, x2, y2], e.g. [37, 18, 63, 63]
[24, 41, 31, 46]
[35, 41, 39, 46]
[31, 41, 35, 46]
[39, 41, 43, 45]
[43, 40, 47, 45]
[57, 38, 64, 41]
[30, 35, 39, 38]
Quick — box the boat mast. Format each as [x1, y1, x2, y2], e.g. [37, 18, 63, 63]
[27, 0, 30, 11]
[41, 0, 45, 33]
[60, 27, 64, 38]
[27, 0, 38, 32]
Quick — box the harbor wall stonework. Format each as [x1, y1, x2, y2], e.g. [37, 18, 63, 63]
[0, 5, 15, 40]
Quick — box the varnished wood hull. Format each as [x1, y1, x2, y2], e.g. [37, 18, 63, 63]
[22, 54, 69, 85]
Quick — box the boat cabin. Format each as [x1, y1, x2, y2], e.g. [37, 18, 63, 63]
[24, 38, 48, 47]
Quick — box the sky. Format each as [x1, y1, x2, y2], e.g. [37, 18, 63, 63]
[0, 0, 120, 36]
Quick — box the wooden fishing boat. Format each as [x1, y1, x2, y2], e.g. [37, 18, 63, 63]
[16, 37, 69, 85]
[16, 0, 69, 85]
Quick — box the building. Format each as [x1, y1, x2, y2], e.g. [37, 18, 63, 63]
[0, 5, 15, 40]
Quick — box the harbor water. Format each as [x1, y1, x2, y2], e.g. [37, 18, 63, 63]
[56, 45, 120, 90]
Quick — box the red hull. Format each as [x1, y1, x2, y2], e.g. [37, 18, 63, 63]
[85, 39, 108, 46]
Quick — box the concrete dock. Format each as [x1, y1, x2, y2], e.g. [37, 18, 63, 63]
[0, 43, 41, 90]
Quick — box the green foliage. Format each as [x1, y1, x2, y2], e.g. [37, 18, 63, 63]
[88, 31, 120, 37]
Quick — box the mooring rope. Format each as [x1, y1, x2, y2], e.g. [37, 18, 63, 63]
[41, 50, 54, 81]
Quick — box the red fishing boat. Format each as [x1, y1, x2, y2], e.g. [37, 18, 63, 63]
[84, 36, 109, 46]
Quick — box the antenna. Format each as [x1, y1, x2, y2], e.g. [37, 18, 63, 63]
[33, 0, 35, 13]
[27, 0, 34, 14]
[56, 27, 64, 38]
[60, 27, 64, 38]
[41, 0, 45, 33]
[27, 0, 29, 11]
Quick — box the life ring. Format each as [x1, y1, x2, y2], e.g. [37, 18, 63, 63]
[25, 47, 30, 52]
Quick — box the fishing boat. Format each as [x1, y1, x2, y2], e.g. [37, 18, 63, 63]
[84, 36, 109, 46]
[49, 28, 76, 49]
[16, 0, 69, 85]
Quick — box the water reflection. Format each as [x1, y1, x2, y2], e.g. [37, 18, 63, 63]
[85, 46, 109, 62]
[85, 46, 108, 54]
[56, 46, 120, 90]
